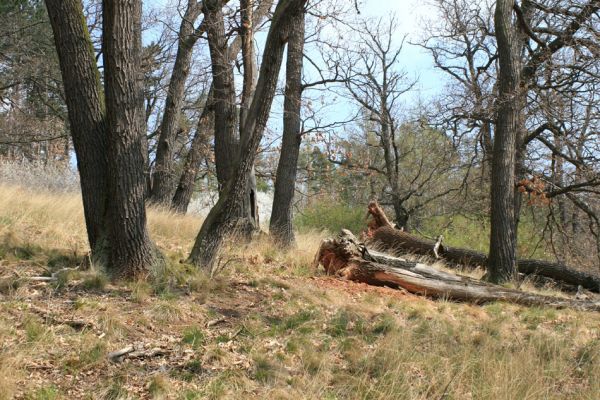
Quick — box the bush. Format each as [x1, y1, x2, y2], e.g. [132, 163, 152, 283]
[295, 203, 365, 235]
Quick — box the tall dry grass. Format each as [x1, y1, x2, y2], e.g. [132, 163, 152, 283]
[0, 184, 323, 271]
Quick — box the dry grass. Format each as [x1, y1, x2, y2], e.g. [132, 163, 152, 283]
[0, 184, 599, 399]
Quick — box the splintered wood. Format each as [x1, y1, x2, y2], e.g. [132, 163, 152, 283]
[314, 229, 600, 311]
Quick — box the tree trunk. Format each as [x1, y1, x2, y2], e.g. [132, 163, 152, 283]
[149, 0, 203, 205]
[315, 231, 600, 311]
[269, 4, 305, 246]
[103, 0, 160, 277]
[204, 0, 239, 191]
[239, 0, 260, 232]
[188, 0, 305, 270]
[171, 102, 213, 214]
[367, 201, 600, 292]
[488, 0, 522, 283]
[169, 0, 273, 214]
[44, 0, 109, 256]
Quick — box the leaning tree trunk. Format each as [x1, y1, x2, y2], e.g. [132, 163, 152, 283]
[103, 0, 161, 277]
[171, 102, 214, 214]
[269, 5, 305, 246]
[203, 0, 258, 233]
[488, 0, 522, 284]
[316, 231, 600, 312]
[169, 0, 274, 214]
[188, 0, 305, 270]
[45, 0, 109, 256]
[149, 0, 203, 205]
[204, 0, 239, 192]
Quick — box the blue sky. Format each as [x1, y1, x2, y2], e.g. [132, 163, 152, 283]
[142, 0, 447, 137]
[363, 0, 446, 97]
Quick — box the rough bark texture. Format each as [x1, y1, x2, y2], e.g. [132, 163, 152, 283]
[169, 0, 273, 214]
[171, 102, 214, 214]
[203, 0, 258, 233]
[366, 203, 600, 292]
[269, 5, 305, 246]
[488, 0, 522, 283]
[103, 0, 159, 277]
[204, 0, 239, 190]
[239, 0, 260, 231]
[188, 0, 305, 270]
[316, 231, 600, 311]
[149, 0, 203, 204]
[44, 0, 109, 254]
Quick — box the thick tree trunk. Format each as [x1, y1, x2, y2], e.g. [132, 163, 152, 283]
[269, 5, 305, 246]
[188, 0, 305, 270]
[488, 0, 522, 283]
[316, 231, 600, 311]
[44, 0, 109, 255]
[103, 0, 160, 277]
[149, 0, 203, 205]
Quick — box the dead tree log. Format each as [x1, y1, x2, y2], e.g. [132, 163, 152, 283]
[366, 201, 600, 292]
[315, 231, 600, 311]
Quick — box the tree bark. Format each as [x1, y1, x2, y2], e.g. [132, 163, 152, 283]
[44, 0, 109, 255]
[315, 231, 600, 311]
[103, 0, 160, 277]
[149, 0, 203, 205]
[169, 0, 273, 214]
[171, 101, 214, 214]
[488, 0, 522, 283]
[204, 0, 239, 191]
[269, 3, 305, 247]
[188, 0, 305, 270]
[367, 200, 600, 291]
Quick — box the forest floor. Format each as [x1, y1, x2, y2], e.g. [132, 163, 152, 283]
[0, 185, 599, 400]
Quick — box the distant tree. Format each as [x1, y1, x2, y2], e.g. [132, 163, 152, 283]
[149, 0, 203, 205]
[170, 0, 274, 214]
[0, 0, 68, 161]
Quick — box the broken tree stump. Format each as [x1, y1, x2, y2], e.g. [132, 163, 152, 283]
[366, 201, 600, 292]
[315, 230, 600, 312]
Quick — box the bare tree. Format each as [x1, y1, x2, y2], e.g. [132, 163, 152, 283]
[188, 0, 305, 270]
[269, 3, 306, 246]
[149, 0, 204, 205]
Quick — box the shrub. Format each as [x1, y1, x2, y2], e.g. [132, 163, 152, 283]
[295, 203, 364, 235]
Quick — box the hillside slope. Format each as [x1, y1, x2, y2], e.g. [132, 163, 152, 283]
[0, 185, 598, 399]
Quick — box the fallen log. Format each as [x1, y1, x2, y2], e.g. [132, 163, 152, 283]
[366, 201, 600, 292]
[315, 231, 600, 311]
